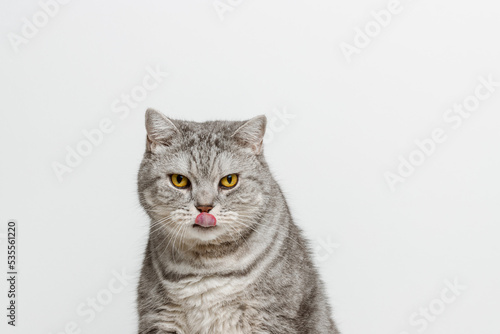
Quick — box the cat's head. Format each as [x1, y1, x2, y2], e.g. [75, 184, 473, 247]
[138, 109, 272, 246]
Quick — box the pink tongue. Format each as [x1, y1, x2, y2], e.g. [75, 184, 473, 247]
[195, 212, 217, 227]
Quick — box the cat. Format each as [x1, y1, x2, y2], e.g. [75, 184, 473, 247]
[137, 108, 339, 334]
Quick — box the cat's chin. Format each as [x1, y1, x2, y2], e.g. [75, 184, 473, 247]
[185, 224, 225, 243]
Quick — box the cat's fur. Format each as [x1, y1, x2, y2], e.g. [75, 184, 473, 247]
[137, 109, 339, 334]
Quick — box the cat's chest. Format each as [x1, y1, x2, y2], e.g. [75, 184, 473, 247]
[162, 275, 260, 334]
[182, 302, 256, 334]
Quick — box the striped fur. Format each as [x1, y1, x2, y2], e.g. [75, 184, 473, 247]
[137, 109, 339, 334]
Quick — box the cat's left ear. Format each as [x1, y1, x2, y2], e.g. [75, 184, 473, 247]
[145, 108, 180, 152]
[231, 115, 267, 154]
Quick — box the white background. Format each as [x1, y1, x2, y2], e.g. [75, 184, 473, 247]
[1, 0, 500, 333]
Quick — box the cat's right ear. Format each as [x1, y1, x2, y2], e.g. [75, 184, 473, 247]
[145, 108, 180, 152]
[231, 115, 267, 154]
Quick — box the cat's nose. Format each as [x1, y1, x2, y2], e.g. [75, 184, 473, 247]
[196, 205, 213, 213]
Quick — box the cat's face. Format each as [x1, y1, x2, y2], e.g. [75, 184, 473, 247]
[138, 109, 270, 246]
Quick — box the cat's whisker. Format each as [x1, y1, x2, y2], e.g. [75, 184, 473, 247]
[151, 217, 181, 255]
[149, 216, 176, 234]
[226, 223, 254, 251]
[158, 220, 186, 262]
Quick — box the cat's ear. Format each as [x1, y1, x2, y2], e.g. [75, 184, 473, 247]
[145, 108, 180, 152]
[231, 115, 267, 154]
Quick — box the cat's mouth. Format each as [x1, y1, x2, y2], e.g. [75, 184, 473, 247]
[192, 224, 217, 229]
[194, 212, 217, 228]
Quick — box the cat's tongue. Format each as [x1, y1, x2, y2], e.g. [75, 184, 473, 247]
[195, 212, 217, 227]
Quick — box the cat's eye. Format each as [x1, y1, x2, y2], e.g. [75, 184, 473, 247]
[171, 174, 190, 188]
[220, 174, 238, 188]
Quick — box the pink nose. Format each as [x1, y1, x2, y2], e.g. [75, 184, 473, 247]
[195, 212, 217, 227]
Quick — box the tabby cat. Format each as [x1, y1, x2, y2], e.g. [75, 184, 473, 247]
[137, 108, 339, 334]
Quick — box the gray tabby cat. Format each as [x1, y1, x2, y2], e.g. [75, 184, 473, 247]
[137, 108, 339, 334]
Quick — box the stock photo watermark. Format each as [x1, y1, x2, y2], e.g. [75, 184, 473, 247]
[51, 65, 169, 183]
[52, 101, 292, 183]
[5, 220, 18, 326]
[47, 268, 132, 334]
[398, 277, 466, 334]
[313, 236, 340, 263]
[339, 0, 419, 63]
[7, 0, 72, 53]
[385, 74, 499, 192]
[263, 107, 296, 144]
[213, 0, 244, 21]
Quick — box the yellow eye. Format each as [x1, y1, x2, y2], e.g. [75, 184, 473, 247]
[220, 174, 238, 188]
[171, 174, 190, 188]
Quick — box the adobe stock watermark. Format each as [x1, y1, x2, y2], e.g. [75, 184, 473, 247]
[385, 74, 499, 192]
[48, 268, 132, 334]
[7, 0, 72, 53]
[313, 236, 340, 263]
[339, 0, 416, 63]
[263, 107, 296, 145]
[398, 277, 466, 334]
[51, 65, 169, 183]
[213, 0, 244, 21]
